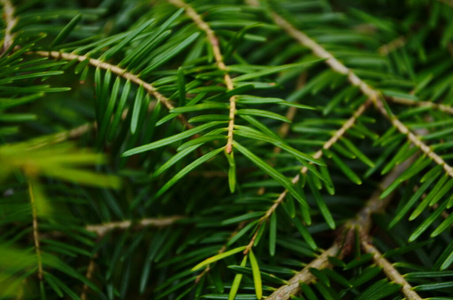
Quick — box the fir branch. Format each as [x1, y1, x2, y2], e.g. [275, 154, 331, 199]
[258, 6, 453, 179]
[386, 96, 453, 115]
[167, 0, 237, 153]
[27, 179, 44, 282]
[361, 239, 423, 300]
[85, 216, 184, 236]
[244, 101, 370, 254]
[266, 155, 417, 299]
[1, 0, 17, 53]
[31, 51, 192, 129]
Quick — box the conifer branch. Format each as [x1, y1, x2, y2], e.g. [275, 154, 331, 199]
[386, 96, 453, 115]
[167, 0, 237, 153]
[85, 216, 183, 236]
[31, 50, 192, 129]
[27, 179, 44, 282]
[258, 7, 453, 179]
[361, 239, 423, 300]
[266, 155, 417, 300]
[1, 0, 17, 53]
[244, 101, 370, 254]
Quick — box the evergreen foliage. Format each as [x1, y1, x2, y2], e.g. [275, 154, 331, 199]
[1, 0, 453, 299]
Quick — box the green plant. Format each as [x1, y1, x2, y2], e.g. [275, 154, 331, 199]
[1, 0, 453, 299]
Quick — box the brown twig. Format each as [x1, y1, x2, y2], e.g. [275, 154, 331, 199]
[361, 239, 423, 300]
[1, 0, 17, 53]
[266, 155, 417, 300]
[167, 0, 237, 153]
[85, 216, 184, 236]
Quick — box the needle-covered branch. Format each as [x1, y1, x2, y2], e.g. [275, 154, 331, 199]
[257, 5, 453, 179]
[167, 0, 237, 153]
[361, 239, 423, 300]
[266, 155, 417, 300]
[32, 51, 192, 129]
[244, 101, 370, 254]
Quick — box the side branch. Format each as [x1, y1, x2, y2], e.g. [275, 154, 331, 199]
[85, 216, 183, 236]
[168, 0, 237, 153]
[387, 96, 453, 115]
[31, 51, 191, 129]
[266, 155, 417, 300]
[29, 123, 95, 150]
[378, 36, 407, 56]
[261, 8, 453, 179]
[244, 101, 370, 254]
[28, 180, 44, 282]
[29, 100, 158, 149]
[361, 239, 423, 300]
[1, 0, 17, 53]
